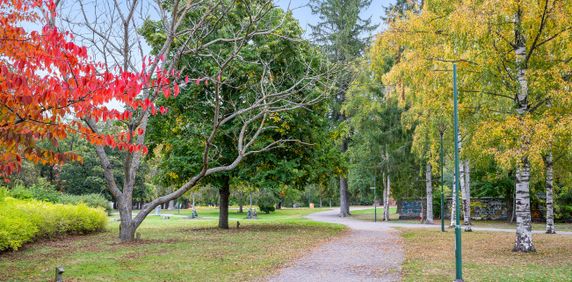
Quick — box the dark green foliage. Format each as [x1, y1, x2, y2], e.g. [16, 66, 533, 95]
[144, 3, 337, 209]
[257, 189, 277, 214]
[8, 136, 152, 204]
[309, 0, 378, 61]
[9, 179, 60, 203]
[344, 63, 421, 202]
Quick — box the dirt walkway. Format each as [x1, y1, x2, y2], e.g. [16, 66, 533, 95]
[269, 208, 404, 282]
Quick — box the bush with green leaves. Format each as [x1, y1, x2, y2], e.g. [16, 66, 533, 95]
[257, 189, 277, 214]
[0, 196, 107, 252]
[59, 194, 110, 213]
[9, 180, 61, 203]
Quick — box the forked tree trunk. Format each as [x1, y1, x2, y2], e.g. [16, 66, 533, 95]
[463, 160, 472, 231]
[544, 153, 556, 234]
[383, 175, 390, 221]
[425, 163, 433, 224]
[219, 176, 230, 229]
[118, 196, 137, 241]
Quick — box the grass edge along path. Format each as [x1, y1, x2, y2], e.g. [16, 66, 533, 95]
[0, 207, 346, 281]
[398, 228, 572, 281]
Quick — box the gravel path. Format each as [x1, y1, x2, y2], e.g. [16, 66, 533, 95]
[269, 208, 404, 282]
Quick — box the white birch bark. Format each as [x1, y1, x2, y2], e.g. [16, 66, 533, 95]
[463, 160, 472, 231]
[514, 161, 535, 252]
[544, 152, 556, 234]
[450, 173, 456, 228]
[383, 175, 390, 221]
[512, 7, 535, 252]
[425, 163, 433, 224]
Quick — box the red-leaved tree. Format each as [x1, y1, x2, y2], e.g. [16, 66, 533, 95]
[0, 0, 176, 180]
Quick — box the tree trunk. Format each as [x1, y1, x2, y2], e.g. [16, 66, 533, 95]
[383, 175, 390, 221]
[463, 160, 472, 231]
[544, 153, 556, 234]
[119, 220, 136, 241]
[513, 160, 535, 252]
[512, 7, 535, 253]
[116, 194, 140, 241]
[339, 139, 350, 217]
[168, 200, 175, 210]
[219, 176, 230, 229]
[339, 176, 350, 217]
[425, 163, 433, 224]
[450, 172, 456, 228]
[459, 157, 465, 223]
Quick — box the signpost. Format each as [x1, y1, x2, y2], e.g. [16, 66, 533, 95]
[453, 64, 463, 281]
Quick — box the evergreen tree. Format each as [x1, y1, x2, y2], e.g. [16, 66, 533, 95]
[309, 0, 378, 216]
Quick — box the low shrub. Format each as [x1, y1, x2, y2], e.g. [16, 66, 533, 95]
[257, 189, 277, 214]
[59, 193, 110, 213]
[0, 197, 107, 252]
[10, 179, 61, 203]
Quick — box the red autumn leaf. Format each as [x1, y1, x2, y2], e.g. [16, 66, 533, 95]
[173, 83, 180, 97]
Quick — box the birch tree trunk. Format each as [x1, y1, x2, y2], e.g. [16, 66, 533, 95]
[463, 160, 472, 231]
[383, 175, 390, 221]
[544, 152, 556, 234]
[512, 7, 535, 252]
[425, 163, 433, 224]
[459, 158, 465, 220]
[450, 173, 456, 228]
[514, 160, 535, 252]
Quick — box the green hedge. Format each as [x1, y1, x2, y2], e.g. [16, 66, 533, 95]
[0, 196, 107, 252]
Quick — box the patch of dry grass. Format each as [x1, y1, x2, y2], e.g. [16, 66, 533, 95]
[399, 228, 572, 281]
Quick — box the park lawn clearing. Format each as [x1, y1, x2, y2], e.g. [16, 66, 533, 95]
[350, 207, 399, 221]
[0, 207, 345, 281]
[399, 228, 572, 281]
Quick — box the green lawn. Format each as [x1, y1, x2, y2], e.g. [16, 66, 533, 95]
[0, 207, 345, 281]
[350, 207, 399, 221]
[399, 228, 572, 281]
